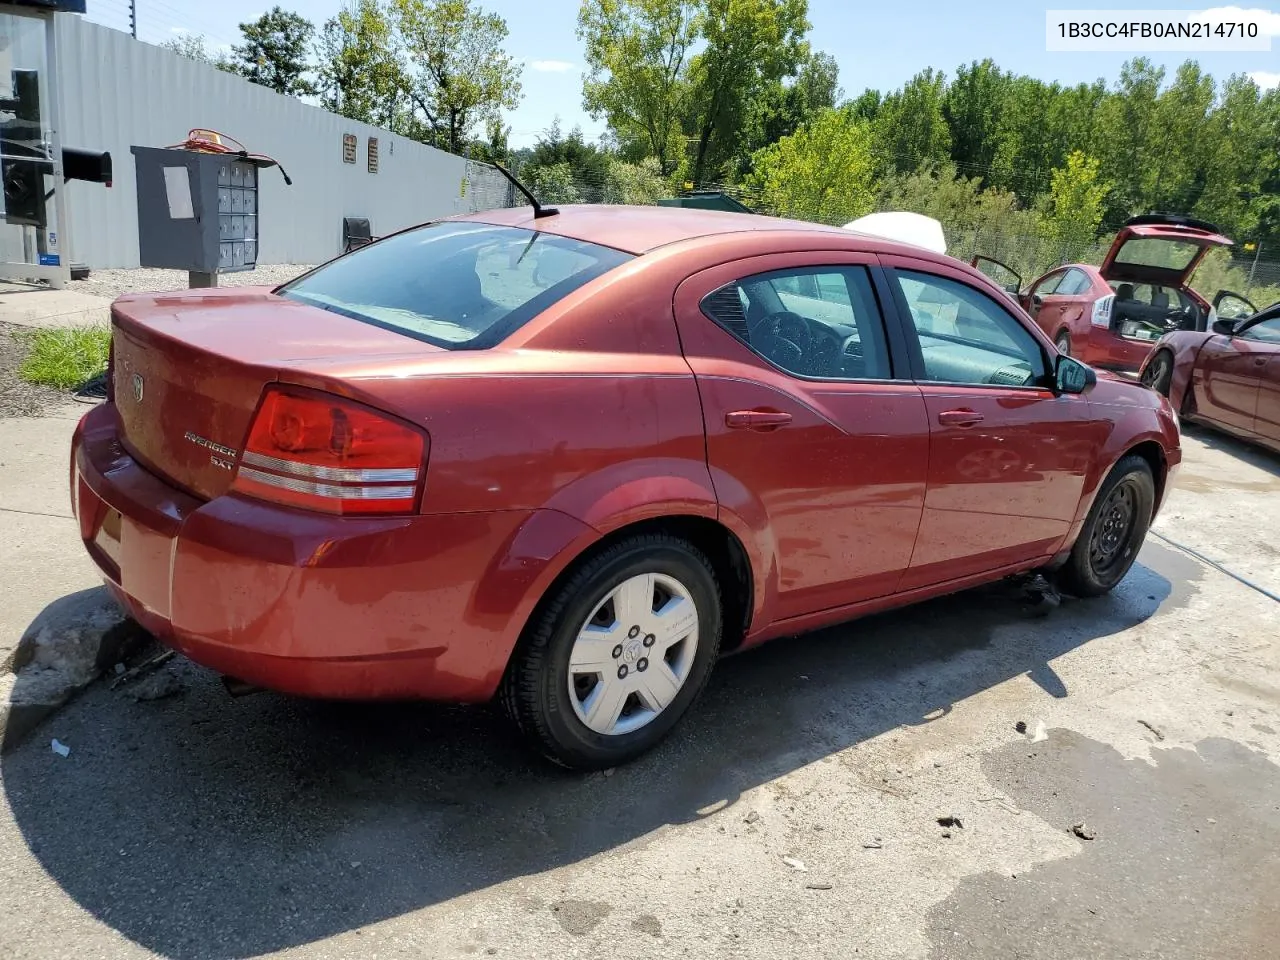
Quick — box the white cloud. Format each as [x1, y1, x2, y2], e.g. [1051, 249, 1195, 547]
[528, 59, 576, 73]
[1249, 70, 1280, 89]
[1197, 6, 1280, 35]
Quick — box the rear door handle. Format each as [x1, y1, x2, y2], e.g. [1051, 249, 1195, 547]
[937, 409, 984, 427]
[725, 409, 793, 430]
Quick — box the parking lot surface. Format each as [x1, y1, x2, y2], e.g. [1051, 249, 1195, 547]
[1, 425, 1277, 960]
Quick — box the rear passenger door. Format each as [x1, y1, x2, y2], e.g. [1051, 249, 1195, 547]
[879, 256, 1100, 590]
[674, 253, 930, 619]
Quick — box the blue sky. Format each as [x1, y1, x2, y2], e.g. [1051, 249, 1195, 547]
[88, 1, 1279, 147]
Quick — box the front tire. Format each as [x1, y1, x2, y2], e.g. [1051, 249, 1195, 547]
[1141, 349, 1173, 396]
[1055, 455, 1155, 598]
[502, 533, 722, 770]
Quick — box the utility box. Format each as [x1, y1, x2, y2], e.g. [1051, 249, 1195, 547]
[131, 146, 259, 279]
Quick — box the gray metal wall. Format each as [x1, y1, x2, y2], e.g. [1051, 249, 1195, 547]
[55, 16, 512, 269]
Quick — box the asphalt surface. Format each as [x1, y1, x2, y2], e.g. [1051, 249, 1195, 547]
[1, 425, 1277, 960]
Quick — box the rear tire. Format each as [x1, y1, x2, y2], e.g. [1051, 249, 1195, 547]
[1054, 455, 1155, 598]
[1141, 349, 1173, 396]
[501, 533, 722, 770]
[1055, 331, 1072, 356]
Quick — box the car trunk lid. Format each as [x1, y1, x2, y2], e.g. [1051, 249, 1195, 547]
[110, 286, 445, 500]
[1100, 216, 1232, 288]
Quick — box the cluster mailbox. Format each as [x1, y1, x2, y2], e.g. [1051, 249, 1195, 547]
[131, 146, 260, 284]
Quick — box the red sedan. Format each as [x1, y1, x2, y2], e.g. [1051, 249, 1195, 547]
[1140, 300, 1280, 453]
[974, 214, 1243, 374]
[72, 205, 1181, 768]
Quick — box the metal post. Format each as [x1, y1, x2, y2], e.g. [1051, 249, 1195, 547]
[189, 271, 218, 288]
[130, 0, 137, 38]
[1246, 242, 1262, 293]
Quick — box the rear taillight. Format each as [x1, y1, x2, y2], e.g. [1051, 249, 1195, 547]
[231, 386, 426, 515]
[1091, 294, 1114, 328]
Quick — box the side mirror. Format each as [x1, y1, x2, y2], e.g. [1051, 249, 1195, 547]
[1056, 355, 1096, 395]
[1211, 318, 1236, 336]
[1031, 294, 1043, 308]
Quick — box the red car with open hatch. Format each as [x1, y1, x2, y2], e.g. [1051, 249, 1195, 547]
[974, 213, 1253, 375]
[71, 204, 1181, 768]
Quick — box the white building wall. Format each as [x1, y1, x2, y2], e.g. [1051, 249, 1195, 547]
[54, 15, 511, 269]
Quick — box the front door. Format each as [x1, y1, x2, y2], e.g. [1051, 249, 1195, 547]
[1233, 312, 1280, 444]
[674, 254, 929, 619]
[1196, 333, 1266, 433]
[879, 255, 1099, 589]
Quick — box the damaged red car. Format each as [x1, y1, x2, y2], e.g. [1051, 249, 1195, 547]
[974, 213, 1249, 374]
[72, 205, 1181, 768]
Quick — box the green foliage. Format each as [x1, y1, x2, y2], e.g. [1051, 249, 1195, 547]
[745, 108, 875, 223]
[526, 163, 583, 203]
[1039, 151, 1110, 261]
[316, 0, 410, 131]
[392, 0, 524, 154]
[737, 49, 840, 176]
[603, 156, 667, 203]
[685, 0, 809, 185]
[578, 0, 700, 175]
[1190, 247, 1280, 308]
[18, 326, 111, 390]
[231, 6, 317, 96]
[872, 68, 951, 174]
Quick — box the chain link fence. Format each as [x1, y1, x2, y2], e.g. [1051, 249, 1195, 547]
[465, 161, 1280, 307]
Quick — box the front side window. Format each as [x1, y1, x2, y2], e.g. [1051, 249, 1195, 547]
[701, 266, 891, 380]
[1241, 316, 1280, 344]
[278, 222, 632, 349]
[1056, 269, 1093, 296]
[1032, 271, 1066, 298]
[893, 269, 1048, 387]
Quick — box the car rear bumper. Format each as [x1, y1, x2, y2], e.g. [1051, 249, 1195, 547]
[71, 403, 591, 702]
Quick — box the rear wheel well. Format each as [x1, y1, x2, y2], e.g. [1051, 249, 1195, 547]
[530, 515, 754, 654]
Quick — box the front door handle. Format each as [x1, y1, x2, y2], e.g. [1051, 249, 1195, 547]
[937, 409, 984, 427]
[725, 409, 793, 430]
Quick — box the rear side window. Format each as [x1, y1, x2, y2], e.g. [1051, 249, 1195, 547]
[278, 222, 632, 349]
[701, 266, 891, 380]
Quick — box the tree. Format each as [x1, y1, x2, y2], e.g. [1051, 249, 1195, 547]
[1039, 151, 1110, 260]
[603, 156, 667, 203]
[526, 162, 583, 203]
[684, 0, 808, 186]
[872, 68, 951, 174]
[316, 0, 410, 130]
[745, 107, 875, 223]
[231, 6, 317, 96]
[578, 0, 700, 175]
[1094, 58, 1164, 224]
[161, 34, 238, 73]
[736, 50, 839, 177]
[392, 0, 524, 154]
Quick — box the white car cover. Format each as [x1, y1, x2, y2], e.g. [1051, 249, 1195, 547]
[843, 211, 947, 255]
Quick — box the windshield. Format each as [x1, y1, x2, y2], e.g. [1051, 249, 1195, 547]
[1112, 237, 1202, 272]
[278, 222, 633, 349]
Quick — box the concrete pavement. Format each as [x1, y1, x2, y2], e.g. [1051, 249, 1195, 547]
[0, 427, 1276, 959]
[0, 282, 112, 330]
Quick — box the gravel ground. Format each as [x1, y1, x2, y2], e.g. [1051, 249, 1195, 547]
[68, 264, 316, 301]
[0, 322, 66, 417]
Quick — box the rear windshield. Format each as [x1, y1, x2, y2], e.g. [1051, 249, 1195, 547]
[1113, 237, 1201, 271]
[278, 222, 633, 349]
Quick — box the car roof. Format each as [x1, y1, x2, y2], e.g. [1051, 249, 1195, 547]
[455, 203, 892, 256]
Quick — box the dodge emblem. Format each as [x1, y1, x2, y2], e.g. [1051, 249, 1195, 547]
[132, 373, 144, 403]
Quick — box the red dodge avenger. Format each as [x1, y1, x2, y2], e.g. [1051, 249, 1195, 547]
[72, 205, 1181, 768]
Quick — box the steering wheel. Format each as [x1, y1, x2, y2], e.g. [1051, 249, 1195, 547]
[751, 310, 810, 369]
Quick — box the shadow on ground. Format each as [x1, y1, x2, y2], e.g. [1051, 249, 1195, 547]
[1182, 422, 1280, 477]
[2, 552, 1185, 959]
